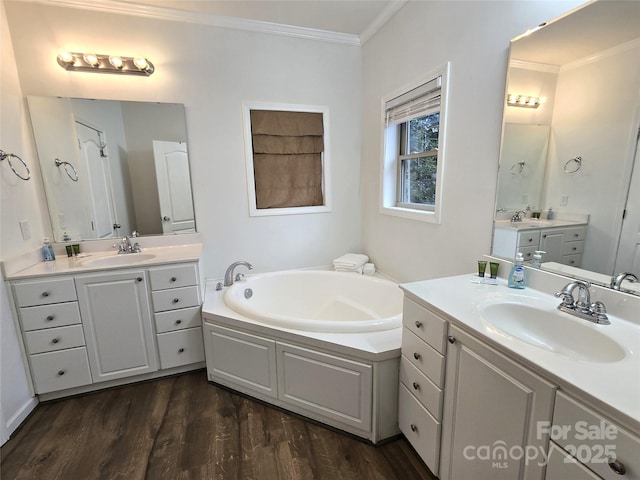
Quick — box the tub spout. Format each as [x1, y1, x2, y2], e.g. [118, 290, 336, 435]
[224, 261, 254, 287]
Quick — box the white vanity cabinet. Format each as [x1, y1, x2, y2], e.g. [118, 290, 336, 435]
[439, 324, 556, 480]
[76, 270, 158, 383]
[398, 297, 448, 476]
[12, 277, 92, 394]
[493, 224, 586, 266]
[548, 391, 640, 480]
[149, 263, 204, 369]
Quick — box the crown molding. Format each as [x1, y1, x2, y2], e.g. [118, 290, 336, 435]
[560, 37, 640, 72]
[360, 0, 407, 45]
[509, 59, 560, 74]
[28, 0, 364, 46]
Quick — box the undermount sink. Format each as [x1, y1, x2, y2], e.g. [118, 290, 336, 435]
[479, 302, 626, 363]
[76, 253, 156, 268]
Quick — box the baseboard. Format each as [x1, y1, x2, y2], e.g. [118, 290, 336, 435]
[3, 396, 38, 444]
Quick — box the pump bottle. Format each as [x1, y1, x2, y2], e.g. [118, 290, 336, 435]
[508, 252, 526, 289]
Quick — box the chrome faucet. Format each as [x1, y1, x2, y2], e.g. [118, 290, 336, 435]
[610, 272, 638, 291]
[223, 261, 254, 287]
[554, 280, 609, 324]
[115, 236, 141, 254]
[511, 211, 526, 222]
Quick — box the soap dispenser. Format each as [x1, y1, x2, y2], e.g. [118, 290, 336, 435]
[508, 252, 526, 289]
[531, 251, 545, 269]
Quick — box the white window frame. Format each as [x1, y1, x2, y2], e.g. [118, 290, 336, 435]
[379, 63, 450, 224]
[242, 101, 332, 217]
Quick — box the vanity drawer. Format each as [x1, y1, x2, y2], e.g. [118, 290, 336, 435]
[29, 347, 92, 394]
[149, 264, 198, 291]
[520, 246, 538, 262]
[399, 356, 443, 419]
[402, 298, 447, 354]
[565, 227, 586, 241]
[553, 391, 640, 480]
[401, 328, 445, 387]
[157, 327, 204, 369]
[20, 301, 81, 331]
[563, 240, 584, 256]
[14, 277, 77, 307]
[546, 442, 602, 480]
[24, 324, 85, 354]
[152, 286, 200, 312]
[518, 231, 540, 247]
[562, 254, 582, 267]
[155, 306, 201, 333]
[399, 383, 441, 475]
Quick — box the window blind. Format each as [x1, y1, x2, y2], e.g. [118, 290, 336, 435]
[385, 76, 442, 126]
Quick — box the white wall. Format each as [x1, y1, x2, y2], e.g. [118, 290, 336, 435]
[546, 43, 640, 275]
[360, 1, 585, 282]
[3, 2, 364, 278]
[0, 2, 46, 443]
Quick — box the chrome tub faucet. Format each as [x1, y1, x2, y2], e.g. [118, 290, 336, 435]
[224, 261, 254, 287]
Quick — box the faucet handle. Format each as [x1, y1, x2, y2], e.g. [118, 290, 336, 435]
[589, 301, 609, 324]
[554, 291, 574, 307]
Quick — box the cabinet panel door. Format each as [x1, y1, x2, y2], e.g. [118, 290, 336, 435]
[277, 343, 372, 432]
[440, 325, 555, 480]
[541, 230, 565, 263]
[76, 271, 158, 382]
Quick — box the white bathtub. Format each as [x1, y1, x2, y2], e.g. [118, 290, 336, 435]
[223, 270, 403, 332]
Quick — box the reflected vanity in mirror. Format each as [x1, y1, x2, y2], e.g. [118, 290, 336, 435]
[492, 0, 640, 294]
[27, 97, 196, 242]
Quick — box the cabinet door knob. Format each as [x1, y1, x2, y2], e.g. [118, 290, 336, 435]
[608, 459, 626, 475]
[410, 424, 417, 432]
[42, 291, 50, 297]
[170, 276, 177, 282]
[448, 336, 456, 344]
[412, 382, 420, 390]
[46, 315, 55, 321]
[172, 298, 180, 304]
[57, 370, 65, 376]
[51, 338, 60, 344]
[136, 277, 143, 282]
[178, 348, 185, 354]
[415, 321, 423, 328]
[413, 352, 421, 360]
[175, 319, 182, 325]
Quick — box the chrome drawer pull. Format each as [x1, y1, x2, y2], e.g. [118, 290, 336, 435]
[51, 338, 60, 344]
[136, 277, 143, 282]
[412, 382, 420, 390]
[42, 291, 50, 297]
[608, 459, 626, 475]
[170, 276, 177, 282]
[410, 424, 417, 432]
[413, 352, 421, 360]
[172, 298, 180, 304]
[175, 319, 182, 325]
[57, 370, 65, 376]
[415, 321, 423, 328]
[178, 348, 185, 354]
[448, 336, 456, 344]
[46, 315, 55, 321]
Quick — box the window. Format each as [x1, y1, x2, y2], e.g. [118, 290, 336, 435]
[381, 64, 449, 223]
[243, 102, 331, 217]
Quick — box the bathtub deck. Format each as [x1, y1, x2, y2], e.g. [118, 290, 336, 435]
[1, 370, 436, 480]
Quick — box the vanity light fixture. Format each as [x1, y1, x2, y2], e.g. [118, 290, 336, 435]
[506, 94, 541, 109]
[56, 51, 154, 76]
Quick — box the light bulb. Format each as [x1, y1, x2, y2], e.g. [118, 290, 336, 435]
[108, 55, 124, 69]
[57, 51, 74, 65]
[133, 57, 149, 71]
[83, 53, 99, 67]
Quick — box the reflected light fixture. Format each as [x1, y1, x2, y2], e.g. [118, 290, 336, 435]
[506, 94, 541, 109]
[57, 51, 154, 76]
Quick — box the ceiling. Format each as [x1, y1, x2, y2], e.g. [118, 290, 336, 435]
[511, 0, 640, 66]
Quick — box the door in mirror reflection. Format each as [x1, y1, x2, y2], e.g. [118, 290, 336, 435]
[152, 141, 195, 234]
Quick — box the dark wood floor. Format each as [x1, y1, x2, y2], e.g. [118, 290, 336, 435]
[1, 370, 436, 480]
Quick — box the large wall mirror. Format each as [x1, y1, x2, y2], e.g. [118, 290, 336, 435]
[493, 0, 640, 286]
[28, 97, 196, 242]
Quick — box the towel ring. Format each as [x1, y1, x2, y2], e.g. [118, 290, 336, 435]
[55, 158, 79, 182]
[0, 149, 31, 181]
[564, 156, 582, 174]
[510, 161, 526, 176]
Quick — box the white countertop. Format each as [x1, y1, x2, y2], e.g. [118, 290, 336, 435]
[494, 219, 587, 231]
[401, 274, 640, 431]
[4, 243, 203, 280]
[202, 279, 401, 361]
